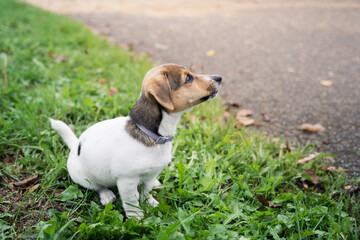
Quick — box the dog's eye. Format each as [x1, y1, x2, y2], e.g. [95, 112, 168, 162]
[185, 74, 193, 83]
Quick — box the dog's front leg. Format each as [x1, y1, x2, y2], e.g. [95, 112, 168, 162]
[117, 178, 142, 219]
[142, 178, 159, 207]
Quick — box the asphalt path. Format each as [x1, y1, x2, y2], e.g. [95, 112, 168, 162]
[25, 0, 360, 176]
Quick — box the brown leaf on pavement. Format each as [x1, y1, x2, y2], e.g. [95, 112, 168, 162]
[225, 101, 241, 109]
[236, 109, 253, 118]
[324, 156, 336, 163]
[261, 113, 271, 122]
[320, 165, 344, 172]
[206, 49, 215, 56]
[299, 123, 325, 132]
[236, 116, 254, 127]
[304, 169, 320, 184]
[297, 152, 321, 164]
[320, 80, 334, 87]
[254, 195, 283, 208]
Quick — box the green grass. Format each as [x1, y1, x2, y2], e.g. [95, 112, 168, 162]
[0, 0, 359, 239]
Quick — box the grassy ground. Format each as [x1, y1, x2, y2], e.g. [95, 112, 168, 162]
[0, 0, 359, 239]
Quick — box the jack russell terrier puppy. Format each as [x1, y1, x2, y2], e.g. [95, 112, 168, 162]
[50, 64, 222, 218]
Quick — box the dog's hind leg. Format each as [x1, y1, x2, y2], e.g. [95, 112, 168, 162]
[98, 188, 116, 205]
[67, 153, 116, 205]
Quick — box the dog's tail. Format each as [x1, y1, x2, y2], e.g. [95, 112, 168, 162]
[49, 118, 79, 151]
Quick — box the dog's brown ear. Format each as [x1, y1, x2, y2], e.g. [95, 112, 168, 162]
[147, 76, 175, 111]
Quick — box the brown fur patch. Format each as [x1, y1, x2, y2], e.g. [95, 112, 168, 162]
[162, 65, 185, 90]
[127, 94, 162, 147]
[125, 119, 157, 147]
[169, 75, 215, 113]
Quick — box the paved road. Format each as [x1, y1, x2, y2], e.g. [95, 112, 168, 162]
[25, 0, 360, 176]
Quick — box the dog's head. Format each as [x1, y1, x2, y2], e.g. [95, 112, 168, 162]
[141, 64, 222, 113]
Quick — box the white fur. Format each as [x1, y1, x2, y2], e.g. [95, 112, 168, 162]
[50, 110, 183, 218]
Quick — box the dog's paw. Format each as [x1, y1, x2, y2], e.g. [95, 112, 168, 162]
[154, 179, 161, 187]
[148, 196, 159, 207]
[99, 188, 116, 205]
[126, 210, 144, 220]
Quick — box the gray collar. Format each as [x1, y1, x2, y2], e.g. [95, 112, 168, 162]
[134, 122, 174, 144]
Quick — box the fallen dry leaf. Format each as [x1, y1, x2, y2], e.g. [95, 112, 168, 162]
[320, 165, 344, 172]
[206, 49, 215, 56]
[99, 78, 108, 85]
[48, 52, 57, 58]
[57, 55, 68, 62]
[108, 87, 118, 96]
[299, 123, 325, 132]
[9, 175, 39, 190]
[261, 113, 271, 122]
[344, 185, 357, 191]
[27, 183, 40, 193]
[303, 182, 309, 189]
[324, 156, 336, 163]
[225, 101, 241, 109]
[223, 111, 230, 122]
[47, 52, 68, 62]
[320, 80, 333, 87]
[127, 43, 135, 51]
[297, 152, 321, 164]
[189, 113, 197, 122]
[54, 189, 63, 198]
[236, 116, 254, 127]
[304, 169, 320, 184]
[254, 195, 283, 208]
[236, 109, 253, 118]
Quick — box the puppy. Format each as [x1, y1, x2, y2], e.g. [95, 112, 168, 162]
[50, 64, 221, 218]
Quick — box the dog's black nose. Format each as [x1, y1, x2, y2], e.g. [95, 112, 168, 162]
[213, 75, 222, 83]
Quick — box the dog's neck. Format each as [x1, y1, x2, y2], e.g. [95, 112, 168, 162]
[158, 110, 183, 137]
[129, 94, 163, 134]
[127, 95, 185, 146]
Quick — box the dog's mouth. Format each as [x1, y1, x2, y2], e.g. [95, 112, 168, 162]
[201, 89, 220, 102]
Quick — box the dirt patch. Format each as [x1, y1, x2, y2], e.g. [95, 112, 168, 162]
[0, 173, 66, 237]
